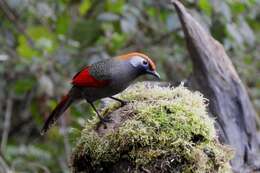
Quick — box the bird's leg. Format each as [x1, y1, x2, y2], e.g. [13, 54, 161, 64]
[88, 101, 102, 120]
[109, 96, 127, 107]
[88, 101, 111, 123]
[81, 90, 110, 123]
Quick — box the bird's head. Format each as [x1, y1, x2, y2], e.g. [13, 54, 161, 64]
[116, 52, 160, 79]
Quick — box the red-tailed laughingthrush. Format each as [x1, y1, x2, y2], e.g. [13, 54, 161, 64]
[41, 52, 160, 135]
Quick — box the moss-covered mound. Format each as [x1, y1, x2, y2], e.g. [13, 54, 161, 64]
[71, 82, 233, 173]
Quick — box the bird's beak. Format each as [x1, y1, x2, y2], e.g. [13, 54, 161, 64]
[146, 70, 160, 79]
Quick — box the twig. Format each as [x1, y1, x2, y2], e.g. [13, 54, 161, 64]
[1, 97, 13, 152]
[58, 157, 68, 173]
[58, 115, 71, 172]
[29, 162, 51, 173]
[0, 0, 34, 47]
[11, 159, 50, 173]
[60, 113, 71, 163]
[0, 155, 10, 173]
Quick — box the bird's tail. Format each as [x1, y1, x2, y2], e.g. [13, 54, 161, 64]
[40, 93, 74, 135]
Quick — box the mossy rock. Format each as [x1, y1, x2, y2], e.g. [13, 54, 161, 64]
[71, 82, 233, 173]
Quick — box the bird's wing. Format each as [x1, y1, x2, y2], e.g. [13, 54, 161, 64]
[72, 66, 110, 87]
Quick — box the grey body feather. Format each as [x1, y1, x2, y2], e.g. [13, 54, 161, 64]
[83, 59, 139, 102]
[41, 57, 145, 134]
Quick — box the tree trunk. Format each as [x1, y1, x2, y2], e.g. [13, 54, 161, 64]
[171, 1, 260, 172]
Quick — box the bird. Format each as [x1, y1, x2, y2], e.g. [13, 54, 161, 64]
[40, 52, 160, 135]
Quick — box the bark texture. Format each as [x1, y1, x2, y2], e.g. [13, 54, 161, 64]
[171, 1, 260, 172]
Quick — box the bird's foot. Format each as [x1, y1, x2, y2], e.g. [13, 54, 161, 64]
[109, 96, 128, 107]
[119, 100, 128, 107]
[99, 116, 112, 124]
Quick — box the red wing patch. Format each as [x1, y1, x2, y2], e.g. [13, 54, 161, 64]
[71, 67, 110, 88]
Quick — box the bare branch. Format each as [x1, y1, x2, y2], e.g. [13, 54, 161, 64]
[0, 156, 10, 173]
[0, 0, 34, 46]
[1, 97, 13, 152]
[60, 113, 71, 163]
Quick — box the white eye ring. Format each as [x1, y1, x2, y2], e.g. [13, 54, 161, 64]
[130, 56, 145, 67]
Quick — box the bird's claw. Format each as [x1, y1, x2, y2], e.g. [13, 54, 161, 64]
[120, 100, 128, 107]
[99, 116, 112, 124]
[109, 97, 128, 107]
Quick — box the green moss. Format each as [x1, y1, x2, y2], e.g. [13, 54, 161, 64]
[71, 82, 233, 173]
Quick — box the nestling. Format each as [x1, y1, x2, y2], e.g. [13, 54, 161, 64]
[41, 52, 160, 135]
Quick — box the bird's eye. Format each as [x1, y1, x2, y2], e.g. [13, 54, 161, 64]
[142, 60, 148, 65]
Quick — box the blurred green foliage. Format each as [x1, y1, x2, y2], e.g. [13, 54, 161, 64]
[0, 0, 259, 172]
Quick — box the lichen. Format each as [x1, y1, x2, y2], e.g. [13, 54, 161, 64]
[71, 82, 233, 173]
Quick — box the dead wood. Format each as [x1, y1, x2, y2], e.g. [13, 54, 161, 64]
[171, 1, 260, 172]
